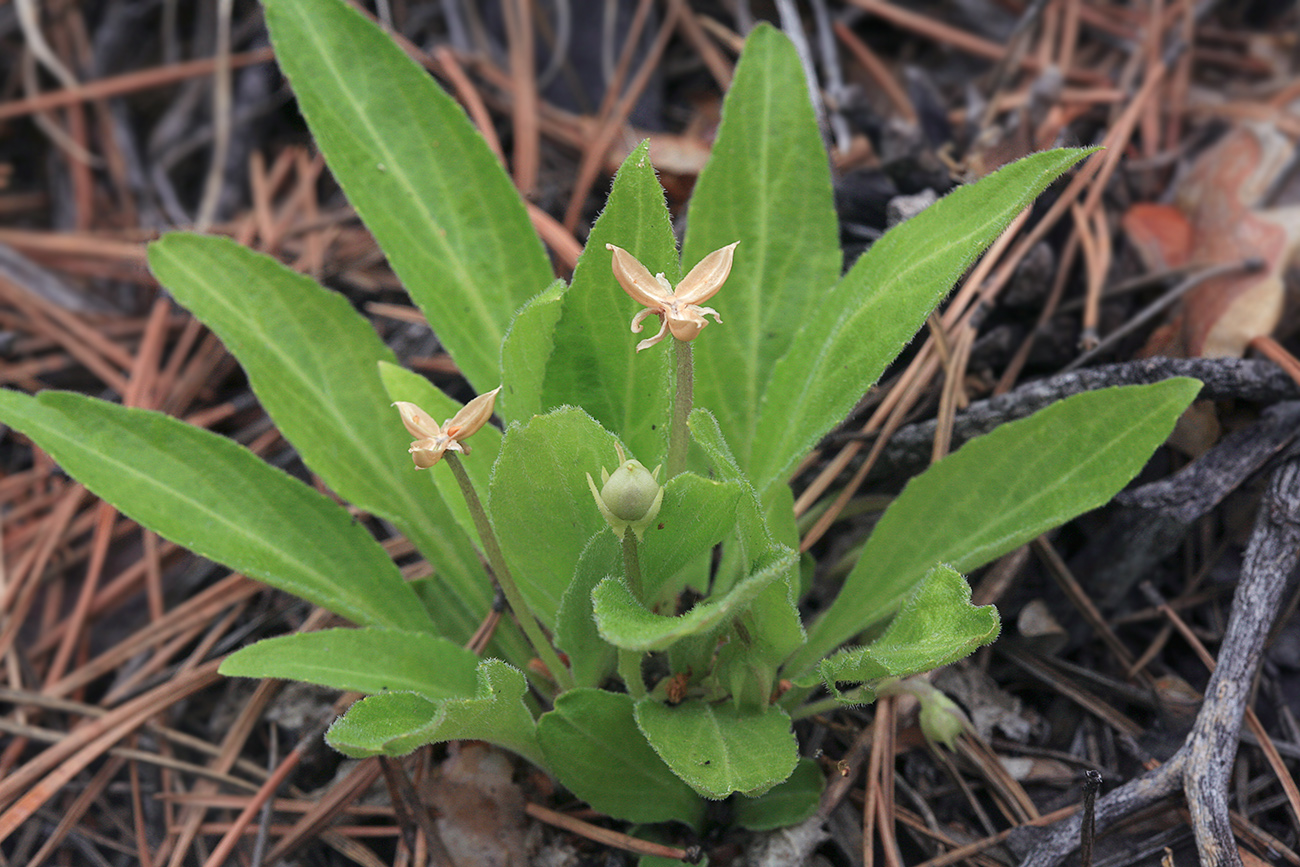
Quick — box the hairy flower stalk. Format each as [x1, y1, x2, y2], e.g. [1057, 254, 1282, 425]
[618, 527, 648, 698]
[607, 242, 738, 477]
[669, 339, 694, 478]
[589, 444, 663, 698]
[396, 391, 573, 690]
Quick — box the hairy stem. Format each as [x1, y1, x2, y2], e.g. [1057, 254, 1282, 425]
[667, 338, 694, 478]
[446, 453, 573, 690]
[619, 650, 647, 699]
[621, 527, 644, 601]
[618, 527, 647, 697]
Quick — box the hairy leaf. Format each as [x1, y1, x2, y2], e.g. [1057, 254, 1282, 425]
[326, 660, 543, 766]
[634, 698, 798, 799]
[220, 628, 480, 698]
[684, 24, 841, 471]
[500, 279, 566, 424]
[149, 235, 489, 643]
[0, 390, 432, 632]
[751, 148, 1097, 493]
[795, 378, 1201, 672]
[263, 0, 552, 393]
[732, 758, 824, 831]
[538, 689, 705, 827]
[812, 565, 999, 695]
[489, 407, 619, 624]
[541, 142, 676, 464]
[593, 546, 795, 652]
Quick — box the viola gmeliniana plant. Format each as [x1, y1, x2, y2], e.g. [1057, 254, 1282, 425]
[0, 0, 1201, 834]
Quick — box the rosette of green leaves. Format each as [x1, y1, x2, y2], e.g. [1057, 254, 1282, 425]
[0, 0, 1201, 834]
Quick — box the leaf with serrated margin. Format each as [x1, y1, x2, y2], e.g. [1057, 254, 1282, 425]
[811, 565, 999, 698]
[326, 660, 543, 766]
[538, 689, 706, 828]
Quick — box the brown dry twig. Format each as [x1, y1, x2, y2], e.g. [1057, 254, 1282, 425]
[1014, 452, 1300, 867]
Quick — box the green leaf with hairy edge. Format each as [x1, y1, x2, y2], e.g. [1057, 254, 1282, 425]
[489, 407, 620, 624]
[733, 758, 824, 831]
[541, 142, 675, 465]
[500, 279, 566, 425]
[538, 690, 706, 828]
[0, 391, 432, 632]
[634, 697, 798, 799]
[326, 660, 544, 766]
[750, 148, 1098, 494]
[555, 472, 738, 687]
[148, 234, 488, 644]
[556, 531, 620, 688]
[262, 0, 551, 393]
[793, 378, 1201, 673]
[378, 362, 501, 544]
[691, 409, 804, 663]
[593, 544, 795, 652]
[810, 565, 999, 696]
[638, 472, 741, 605]
[220, 628, 480, 698]
[683, 24, 841, 472]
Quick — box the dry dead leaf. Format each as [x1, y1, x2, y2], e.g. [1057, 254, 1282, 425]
[1122, 123, 1300, 357]
[424, 742, 530, 867]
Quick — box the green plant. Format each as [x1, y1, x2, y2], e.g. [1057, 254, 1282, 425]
[0, 0, 1200, 835]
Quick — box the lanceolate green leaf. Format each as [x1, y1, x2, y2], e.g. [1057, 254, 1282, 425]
[751, 147, 1097, 493]
[220, 628, 481, 698]
[0, 390, 433, 633]
[538, 689, 706, 828]
[684, 23, 841, 471]
[149, 234, 490, 645]
[326, 660, 544, 766]
[500, 279, 566, 425]
[541, 142, 676, 465]
[262, 0, 552, 393]
[690, 410, 804, 665]
[794, 378, 1201, 673]
[634, 697, 798, 799]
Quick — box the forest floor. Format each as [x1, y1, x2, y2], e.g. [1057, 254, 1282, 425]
[2, 1, 1300, 866]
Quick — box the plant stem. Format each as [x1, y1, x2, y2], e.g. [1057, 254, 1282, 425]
[620, 527, 644, 601]
[445, 453, 573, 690]
[666, 337, 694, 478]
[619, 526, 647, 697]
[790, 689, 870, 721]
[619, 650, 647, 699]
